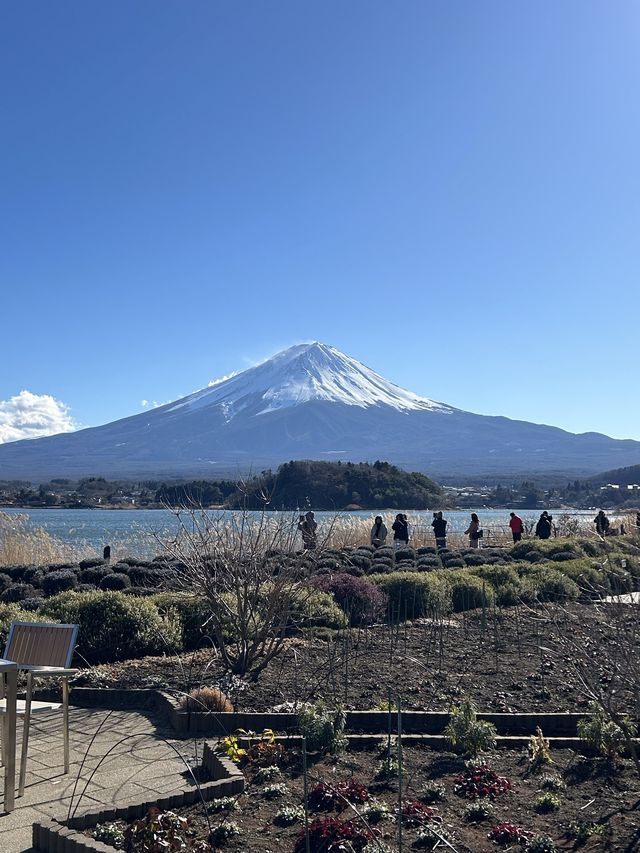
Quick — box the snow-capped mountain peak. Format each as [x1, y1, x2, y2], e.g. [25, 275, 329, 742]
[167, 342, 451, 418]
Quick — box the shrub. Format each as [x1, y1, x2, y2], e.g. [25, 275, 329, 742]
[415, 824, 455, 850]
[362, 799, 392, 823]
[0, 583, 36, 603]
[93, 823, 125, 847]
[262, 782, 289, 799]
[20, 596, 44, 612]
[79, 565, 114, 585]
[308, 779, 369, 812]
[577, 703, 636, 761]
[0, 573, 13, 593]
[99, 572, 132, 591]
[255, 765, 281, 783]
[528, 727, 552, 769]
[444, 697, 497, 756]
[42, 591, 183, 663]
[128, 565, 172, 587]
[299, 704, 347, 753]
[394, 548, 415, 562]
[549, 551, 577, 562]
[22, 566, 45, 586]
[519, 567, 579, 602]
[310, 574, 387, 626]
[78, 557, 106, 569]
[0, 603, 55, 647]
[211, 821, 241, 843]
[454, 765, 511, 799]
[153, 593, 213, 650]
[41, 569, 78, 596]
[289, 588, 348, 632]
[446, 572, 494, 612]
[370, 571, 450, 619]
[443, 557, 466, 570]
[294, 817, 374, 853]
[180, 687, 233, 712]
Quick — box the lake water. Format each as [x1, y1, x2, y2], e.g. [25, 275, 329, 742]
[1, 506, 599, 556]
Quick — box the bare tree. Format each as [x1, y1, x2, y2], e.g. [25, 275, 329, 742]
[157, 500, 338, 677]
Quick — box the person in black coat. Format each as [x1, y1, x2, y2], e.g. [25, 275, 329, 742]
[535, 511, 552, 540]
[431, 512, 447, 550]
[392, 513, 409, 548]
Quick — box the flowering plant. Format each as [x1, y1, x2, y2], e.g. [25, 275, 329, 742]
[453, 766, 511, 800]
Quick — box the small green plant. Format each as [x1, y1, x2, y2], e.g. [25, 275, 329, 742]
[528, 726, 552, 769]
[527, 835, 557, 853]
[262, 782, 289, 799]
[463, 801, 494, 822]
[274, 804, 305, 826]
[298, 703, 347, 753]
[375, 753, 400, 780]
[362, 798, 393, 823]
[255, 764, 281, 783]
[420, 780, 446, 803]
[208, 796, 239, 813]
[415, 824, 455, 850]
[566, 820, 605, 843]
[210, 820, 241, 844]
[577, 703, 636, 762]
[534, 792, 560, 813]
[444, 696, 497, 756]
[216, 733, 246, 763]
[93, 822, 125, 847]
[540, 774, 565, 791]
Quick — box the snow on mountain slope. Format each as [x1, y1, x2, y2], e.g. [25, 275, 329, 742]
[166, 342, 452, 418]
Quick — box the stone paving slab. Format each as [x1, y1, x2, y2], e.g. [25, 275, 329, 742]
[0, 706, 200, 853]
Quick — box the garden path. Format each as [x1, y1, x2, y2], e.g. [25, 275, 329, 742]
[0, 706, 198, 853]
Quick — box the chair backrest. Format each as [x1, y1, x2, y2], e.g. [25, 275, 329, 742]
[4, 622, 78, 668]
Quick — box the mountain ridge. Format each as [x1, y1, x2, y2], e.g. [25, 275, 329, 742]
[1, 342, 639, 480]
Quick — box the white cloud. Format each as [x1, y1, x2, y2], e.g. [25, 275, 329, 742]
[140, 399, 169, 409]
[0, 390, 78, 444]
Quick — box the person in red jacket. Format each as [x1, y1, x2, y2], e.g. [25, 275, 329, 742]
[509, 512, 524, 543]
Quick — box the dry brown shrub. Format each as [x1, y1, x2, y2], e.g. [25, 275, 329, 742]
[180, 686, 234, 712]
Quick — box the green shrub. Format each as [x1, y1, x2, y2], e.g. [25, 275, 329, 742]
[446, 572, 494, 612]
[577, 703, 636, 762]
[519, 567, 579, 602]
[369, 571, 450, 619]
[42, 591, 183, 663]
[0, 604, 55, 647]
[153, 593, 214, 650]
[551, 559, 605, 597]
[299, 703, 347, 753]
[444, 696, 497, 756]
[288, 588, 348, 632]
[0, 584, 37, 603]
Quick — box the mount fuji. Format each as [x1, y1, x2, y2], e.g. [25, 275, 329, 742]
[1, 342, 639, 480]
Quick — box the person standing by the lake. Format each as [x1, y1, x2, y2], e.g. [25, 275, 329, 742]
[594, 510, 610, 537]
[464, 513, 481, 548]
[535, 511, 552, 539]
[392, 513, 409, 548]
[298, 510, 318, 550]
[508, 512, 524, 543]
[431, 511, 447, 550]
[370, 516, 388, 548]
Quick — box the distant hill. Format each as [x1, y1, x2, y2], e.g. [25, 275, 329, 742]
[1, 342, 639, 479]
[224, 460, 447, 510]
[592, 463, 640, 486]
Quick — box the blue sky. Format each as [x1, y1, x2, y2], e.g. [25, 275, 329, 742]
[2, 1, 639, 444]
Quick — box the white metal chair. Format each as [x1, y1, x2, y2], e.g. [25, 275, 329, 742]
[0, 621, 78, 796]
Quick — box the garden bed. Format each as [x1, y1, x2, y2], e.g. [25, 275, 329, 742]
[72, 743, 640, 852]
[71, 604, 636, 715]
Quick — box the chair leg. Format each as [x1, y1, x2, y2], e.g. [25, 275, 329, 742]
[62, 678, 69, 774]
[18, 672, 33, 797]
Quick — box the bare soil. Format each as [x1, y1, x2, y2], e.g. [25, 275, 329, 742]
[75, 605, 632, 714]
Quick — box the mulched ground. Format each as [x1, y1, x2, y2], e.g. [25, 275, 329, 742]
[74, 604, 633, 714]
[89, 744, 640, 852]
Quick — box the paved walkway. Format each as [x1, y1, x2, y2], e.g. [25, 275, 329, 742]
[0, 706, 199, 853]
